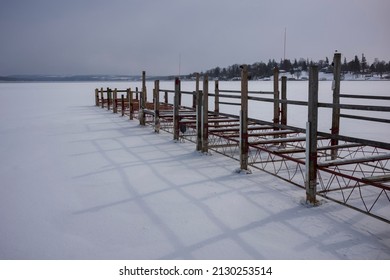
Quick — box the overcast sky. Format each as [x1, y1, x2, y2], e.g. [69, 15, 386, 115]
[1, 0, 389, 76]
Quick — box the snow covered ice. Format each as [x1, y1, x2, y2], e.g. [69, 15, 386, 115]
[0, 82, 389, 260]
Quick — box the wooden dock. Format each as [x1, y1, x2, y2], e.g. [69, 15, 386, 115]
[94, 53, 390, 223]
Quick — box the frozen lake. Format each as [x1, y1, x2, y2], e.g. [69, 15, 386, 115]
[0, 81, 389, 259]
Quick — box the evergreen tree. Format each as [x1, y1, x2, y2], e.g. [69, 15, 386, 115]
[361, 53, 367, 73]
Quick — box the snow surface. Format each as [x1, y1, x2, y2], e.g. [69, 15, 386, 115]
[0, 82, 389, 260]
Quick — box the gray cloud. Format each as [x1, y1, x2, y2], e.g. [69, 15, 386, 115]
[1, 0, 389, 76]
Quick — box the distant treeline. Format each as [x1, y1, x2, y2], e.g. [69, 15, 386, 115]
[187, 54, 390, 80]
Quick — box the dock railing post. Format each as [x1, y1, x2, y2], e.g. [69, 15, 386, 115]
[129, 89, 134, 120]
[306, 65, 319, 204]
[193, 73, 199, 108]
[273, 66, 280, 135]
[202, 75, 209, 153]
[100, 88, 104, 108]
[142, 71, 147, 103]
[240, 65, 249, 171]
[331, 52, 342, 160]
[154, 80, 160, 133]
[214, 80, 220, 114]
[173, 77, 180, 141]
[113, 88, 118, 113]
[95, 88, 99, 106]
[139, 84, 146, 126]
[196, 89, 203, 151]
[107, 88, 111, 111]
[121, 94, 125, 116]
[281, 76, 287, 144]
[281, 76, 287, 126]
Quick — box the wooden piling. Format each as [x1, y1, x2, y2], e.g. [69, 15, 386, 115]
[306, 65, 319, 204]
[202, 75, 209, 153]
[240, 65, 249, 171]
[95, 88, 99, 106]
[196, 90, 203, 151]
[331, 52, 342, 160]
[121, 94, 125, 116]
[139, 84, 145, 126]
[142, 71, 147, 103]
[129, 89, 133, 120]
[100, 88, 104, 108]
[214, 80, 220, 114]
[164, 91, 168, 104]
[173, 77, 180, 141]
[154, 80, 160, 133]
[193, 73, 199, 108]
[281, 76, 287, 126]
[107, 88, 111, 111]
[273, 67, 280, 133]
[113, 88, 118, 113]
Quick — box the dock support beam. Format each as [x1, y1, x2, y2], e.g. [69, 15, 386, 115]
[107, 88, 111, 111]
[113, 88, 118, 113]
[154, 80, 160, 133]
[128, 89, 133, 120]
[214, 80, 219, 114]
[306, 65, 319, 204]
[196, 89, 203, 151]
[331, 52, 342, 159]
[202, 75, 209, 153]
[240, 65, 249, 171]
[95, 88, 99, 106]
[100, 88, 104, 108]
[193, 73, 199, 108]
[173, 77, 180, 141]
[273, 66, 280, 133]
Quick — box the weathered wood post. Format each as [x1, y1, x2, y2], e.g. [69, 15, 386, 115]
[113, 88, 118, 113]
[100, 88, 104, 108]
[139, 85, 146, 126]
[196, 89, 203, 151]
[331, 52, 342, 160]
[173, 77, 181, 141]
[306, 65, 319, 204]
[281, 76, 287, 126]
[121, 94, 125, 116]
[240, 65, 249, 171]
[164, 91, 168, 104]
[95, 88, 99, 106]
[273, 66, 280, 135]
[107, 88, 111, 111]
[193, 73, 199, 108]
[280, 76, 288, 146]
[142, 71, 147, 103]
[154, 80, 160, 133]
[129, 89, 134, 120]
[202, 75, 209, 153]
[214, 80, 220, 114]
[135, 87, 139, 101]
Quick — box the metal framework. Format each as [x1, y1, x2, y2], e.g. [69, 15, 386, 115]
[94, 53, 390, 223]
